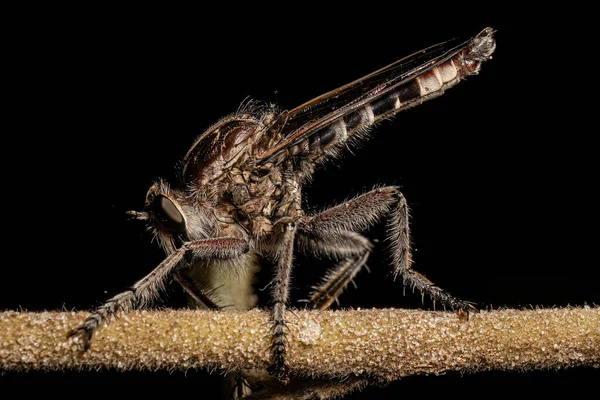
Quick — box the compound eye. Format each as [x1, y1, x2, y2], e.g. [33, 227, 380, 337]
[154, 195, 186, 233]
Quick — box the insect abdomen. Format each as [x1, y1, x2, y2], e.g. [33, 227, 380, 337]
[265, 28, 495, 167]
[302, 58, 465, 160]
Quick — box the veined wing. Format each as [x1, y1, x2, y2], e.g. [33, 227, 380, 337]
[257, 27, 496, 164]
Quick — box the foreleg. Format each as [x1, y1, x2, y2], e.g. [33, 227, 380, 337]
[68, 237, 248, 349]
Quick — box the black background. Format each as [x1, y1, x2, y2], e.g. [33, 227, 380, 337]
[2, 7, 598, 394]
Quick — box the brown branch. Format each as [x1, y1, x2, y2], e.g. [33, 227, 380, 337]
[1, 307, 598, 396]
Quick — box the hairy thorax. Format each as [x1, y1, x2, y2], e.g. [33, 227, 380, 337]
[183, 109, 306, 240]
[215, 163, 304, 238]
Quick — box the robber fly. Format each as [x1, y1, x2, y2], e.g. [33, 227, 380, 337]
[69, 27, 496, 385]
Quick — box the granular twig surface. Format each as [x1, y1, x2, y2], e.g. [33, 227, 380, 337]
[1, 307, 598, 381]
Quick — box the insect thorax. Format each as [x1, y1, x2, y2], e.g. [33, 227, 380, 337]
[215, 161, 303, 238]
[182, 108, 306, 238]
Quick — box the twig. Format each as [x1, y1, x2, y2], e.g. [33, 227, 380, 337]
[1, 307, 598, 392]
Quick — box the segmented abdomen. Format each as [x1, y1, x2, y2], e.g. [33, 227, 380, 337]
[286, 55, 482, 165]
[324, 59, 458, 158]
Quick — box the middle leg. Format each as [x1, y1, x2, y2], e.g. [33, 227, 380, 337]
[296, 229, 372, 309]
[267, 220, 297, 383]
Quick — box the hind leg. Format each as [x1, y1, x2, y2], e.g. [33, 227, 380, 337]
[299, 187, 475, 311]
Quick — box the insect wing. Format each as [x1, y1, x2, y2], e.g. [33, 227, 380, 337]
[257, 35, 471, 163]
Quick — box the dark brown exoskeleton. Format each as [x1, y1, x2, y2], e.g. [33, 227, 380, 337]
[69, 28, 496, 388]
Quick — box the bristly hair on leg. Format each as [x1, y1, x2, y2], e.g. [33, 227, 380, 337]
[68, 238, 249, 350]
[267, 222, 296, 383]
